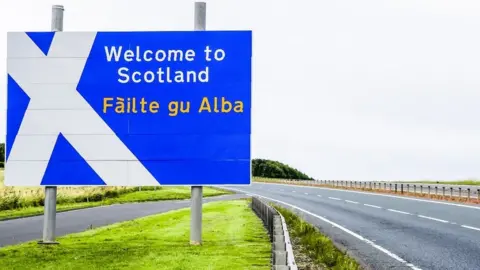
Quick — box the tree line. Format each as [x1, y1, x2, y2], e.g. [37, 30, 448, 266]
[252, 158, 312, 180]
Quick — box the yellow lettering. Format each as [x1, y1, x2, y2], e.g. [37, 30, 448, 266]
[198, 97, 211, 113]
[180, 101, 190, 113]
[149, 101, 159, 113]
[233, 101, 243, 113]
[126, 98, 132, 113]
[103, 97, 113, 113]
[169, 101, 179, 116]
[115, 97, 125, 113]
[140, 98, 147, 113]
[221, 97, 232, 112]
[131, 97, 137, 113]
[213, 97, 219, 112]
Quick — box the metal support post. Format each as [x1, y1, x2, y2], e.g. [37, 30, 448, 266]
[190, 1, 206, 246]
[38, 4, 63, 245]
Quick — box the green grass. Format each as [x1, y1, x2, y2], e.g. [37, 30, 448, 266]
[0, 199, 271, 270]
[403, 180, 480, 185]
[254, 176, 480, 186]
[275, 205, 361, 270]
[0, 186, 230, 221]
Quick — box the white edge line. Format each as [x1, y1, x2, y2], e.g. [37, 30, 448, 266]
[225, 187, 422, 270]
[417, 215, 448, 223]
[461, 225, 480, 231]
[255, 182, 480, 210]
[364, 204, 382, 209]
[388, 209, 411, 215]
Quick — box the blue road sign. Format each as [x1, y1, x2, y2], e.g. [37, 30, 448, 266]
[6, 30, 252, 186]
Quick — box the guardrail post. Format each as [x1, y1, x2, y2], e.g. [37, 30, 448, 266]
[450, 187, 453, 197]
[477, 189, 479, 201]
[420, 185, 423, 194]
[414, 185, 416, 194]
[442, 187, 445, 197]
[395, 184, 397, 193]
[459, 188, 462, 198]
[435, 186, 438, 196]
[252, 197, 296, 269]
[401, 184, 404, 194]
[407, 184, 409, 193]
[468, 188, 471, 201]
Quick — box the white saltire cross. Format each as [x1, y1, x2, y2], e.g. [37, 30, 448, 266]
[5, 32, 158, 186]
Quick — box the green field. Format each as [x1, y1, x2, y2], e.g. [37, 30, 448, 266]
[254, 176, 480, 186]
[404, 180, 480, 186]
[0, 187, 230, 220]
[0, 169, 231, 220]
[0, 200, 271, 270]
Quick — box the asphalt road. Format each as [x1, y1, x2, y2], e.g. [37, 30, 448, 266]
[0, 193, 246, 247]
[224, 182, 480, 270]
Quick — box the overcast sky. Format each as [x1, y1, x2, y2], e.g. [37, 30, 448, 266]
[2, 0, 480, 181]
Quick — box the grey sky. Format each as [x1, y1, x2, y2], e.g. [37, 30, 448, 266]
[1, 0, 480, 181]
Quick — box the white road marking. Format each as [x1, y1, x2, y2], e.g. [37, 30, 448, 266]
[417, 215, 448, 223]
[305, 193, 309, 195]
[364, 204, 382, 209]
[328, 197, 341, 200]
[255, 182, 480, 210]
[461, 225, 480, 232]
[345, 200, 359, 204]
[225, 187, 423, 270]
[317, 195, 322, 197]
[388, 209, 411, 215]
[292, 191, 296, 193]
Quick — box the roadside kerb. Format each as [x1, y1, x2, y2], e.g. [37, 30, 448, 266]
[251, 196, 297, 270]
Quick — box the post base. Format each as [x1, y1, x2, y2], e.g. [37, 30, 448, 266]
[190, 240, 202, 246]
[37, 240, 60, 245]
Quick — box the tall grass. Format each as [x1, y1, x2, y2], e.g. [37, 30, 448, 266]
[0, 169, 165, 211]
[275, 204, 361, 270]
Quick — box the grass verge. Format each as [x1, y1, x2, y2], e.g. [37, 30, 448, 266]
[403, 180, 480, 185]
[0, 187, 231, 221]
[0, 199, 271, 270]
[274, 205, 361, 270]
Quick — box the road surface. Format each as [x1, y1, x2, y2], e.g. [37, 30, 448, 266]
[0, 193, 246, 247]
[224, 182, 480, 270]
